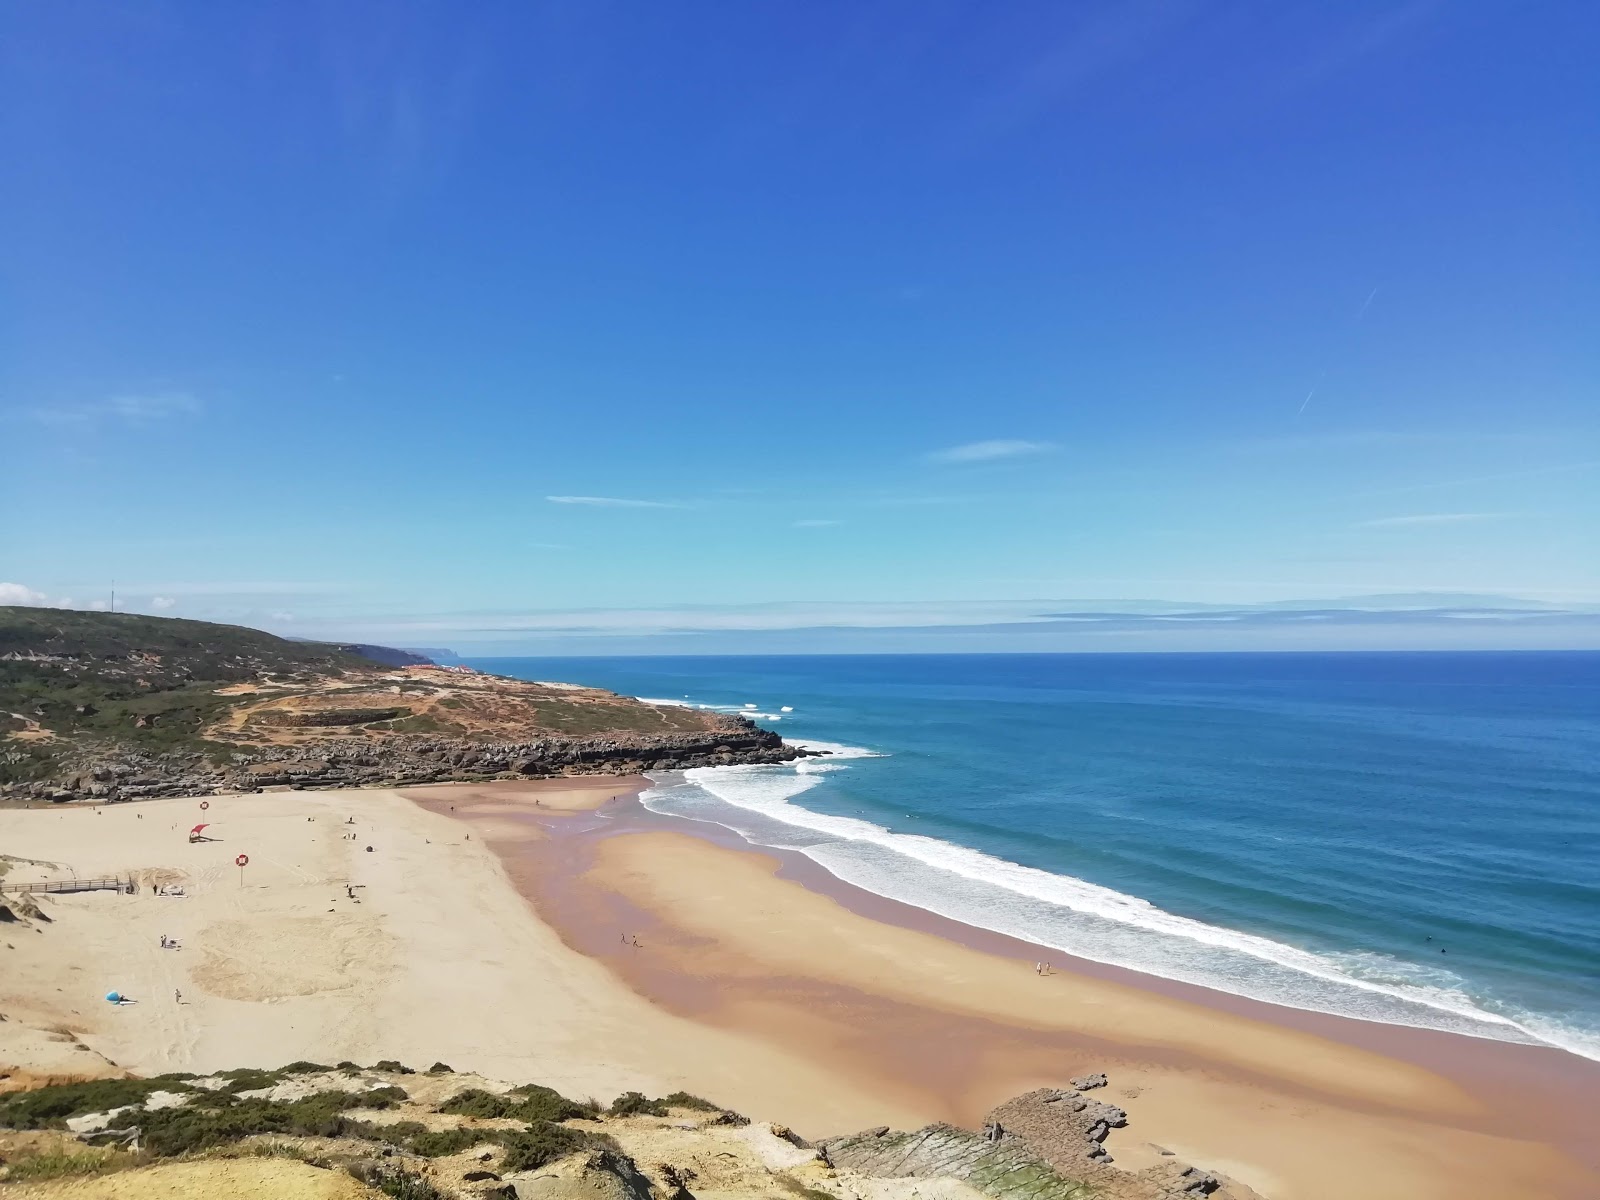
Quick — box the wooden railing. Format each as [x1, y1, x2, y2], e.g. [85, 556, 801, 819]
[9, 876, 136, 896]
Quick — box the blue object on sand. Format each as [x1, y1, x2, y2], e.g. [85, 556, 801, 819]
[105, 991, 121, 1004]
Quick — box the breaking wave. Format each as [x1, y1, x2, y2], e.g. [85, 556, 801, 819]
[639, 743, 1600, 1063]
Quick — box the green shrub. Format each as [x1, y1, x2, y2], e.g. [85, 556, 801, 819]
[437, 1088, 508, 1119]
[498, 1122, 589, 1172]
[218, 1068, 282, 1093]
[370, 1060, 416, 1075]
[442, 1085, 590, 1124]
[659, 1091, 719, 1112]
[607, 1090, 721, 1118]
[279, 1061, 331, 1075]
[1, 1146, 125, 1181]
[136, 1090, 381, 1156]
[407, 1127, 492, 1157]
[0, 1077, 191, 1128]
[346, 1162, 449, 1200]
[608, 1091, 666, 1117]
[362, 1085, 409, 1106]
[506, 1083, 595, 1122]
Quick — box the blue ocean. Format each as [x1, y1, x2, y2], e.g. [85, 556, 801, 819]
[472, 652, 1600, 1061]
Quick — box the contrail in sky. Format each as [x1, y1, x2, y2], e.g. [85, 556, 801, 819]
[1297, 287, 1379, 414]
[1298, 370, 1327, 415]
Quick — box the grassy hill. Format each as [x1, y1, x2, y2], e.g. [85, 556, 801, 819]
[1, 609, 385, 785]
[0, 607, 789, 801]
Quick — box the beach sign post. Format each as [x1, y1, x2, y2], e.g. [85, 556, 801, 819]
[236, 853, 248, 887]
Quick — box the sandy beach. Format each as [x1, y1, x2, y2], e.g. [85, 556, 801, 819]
[4, 779, 1599, 1200]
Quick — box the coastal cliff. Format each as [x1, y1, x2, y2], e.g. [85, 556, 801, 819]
[0, 1062, 1255, 1200]
[0, 606, 797, 804]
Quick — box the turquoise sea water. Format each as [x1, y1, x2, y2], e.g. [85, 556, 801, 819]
[471, 652, 1600, 1061]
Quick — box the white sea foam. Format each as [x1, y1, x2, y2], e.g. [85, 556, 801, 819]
[640, 748, 1600, 1063]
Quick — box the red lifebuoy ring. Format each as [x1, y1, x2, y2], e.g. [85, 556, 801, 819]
[235, 854, 249, 867]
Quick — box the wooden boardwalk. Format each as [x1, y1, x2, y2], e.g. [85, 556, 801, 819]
[9, 876, 136, 896]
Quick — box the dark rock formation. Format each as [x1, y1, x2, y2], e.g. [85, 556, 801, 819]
[8, 718, 799, 804]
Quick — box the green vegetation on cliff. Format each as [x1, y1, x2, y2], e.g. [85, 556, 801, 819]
[0, 606, 380, 787]
[0, 606, 791, 801]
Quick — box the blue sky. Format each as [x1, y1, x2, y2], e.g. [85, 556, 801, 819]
[3, 2, 1597, 653]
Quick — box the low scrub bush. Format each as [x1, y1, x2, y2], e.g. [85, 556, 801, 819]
[218, 1068, 283, 1093]
[659, 1091, 719, 1112]
[498, 1122, 590, 1172]
[137, 1090, 381, 1156]
[441, 1085, 591, 1124]
[437, 1088, 507, 1119]
[0, 1077, 193, 1128]
[608, 1090, 724, 1118]
[1, 1146, 126, 1181]
[346, 1161, 449, 1200]
[607, 1091, 666, 1117]
[407, 1127, 493, 1157]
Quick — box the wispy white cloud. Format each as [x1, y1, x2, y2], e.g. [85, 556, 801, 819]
[0, 582, 110, 611]
[0, 582, 50, 605]
[16, 392, 204, 426]
[1357, 512, 1506, 528]
[150, 595, 177, 610]
[792, 519, 842, 528]
[545, 495, 681, 509]
[926, 439, 1055, 464]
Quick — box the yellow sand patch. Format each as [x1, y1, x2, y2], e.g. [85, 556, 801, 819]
[193, 915, 390, 1001]
[2, 1158, 380, 1199]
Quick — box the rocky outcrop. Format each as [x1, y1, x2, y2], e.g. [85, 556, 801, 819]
[819, 1122, 1091, 1200]
[820, 1075, 1263, 1200]
[985, 1087, 1127, 1173]
[10, 719, 802, 804]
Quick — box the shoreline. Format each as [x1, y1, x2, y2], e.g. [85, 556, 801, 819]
[3, 778, 1597, 1198]
[410, 777, 1600, 1200]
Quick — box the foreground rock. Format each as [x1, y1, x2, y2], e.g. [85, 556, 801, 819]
[821, 1076, 1263, 1200]
[0, 1063, 1267, 1200]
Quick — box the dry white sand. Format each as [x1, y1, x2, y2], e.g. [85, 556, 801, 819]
[0, 788, 879, 1127]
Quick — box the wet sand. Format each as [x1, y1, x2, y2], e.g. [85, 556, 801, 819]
[408, 778, 1600, 1200]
